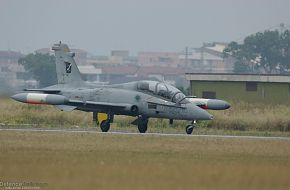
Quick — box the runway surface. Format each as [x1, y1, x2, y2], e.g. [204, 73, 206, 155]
[1, 127, 290, 141]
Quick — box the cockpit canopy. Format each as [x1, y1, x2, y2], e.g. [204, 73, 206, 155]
[137, 81, 189, 103]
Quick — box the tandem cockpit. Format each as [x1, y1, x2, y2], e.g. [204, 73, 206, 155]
[136, 81, 189, 104]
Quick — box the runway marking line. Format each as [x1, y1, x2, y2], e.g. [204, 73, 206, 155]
[0, 128, 290, 140]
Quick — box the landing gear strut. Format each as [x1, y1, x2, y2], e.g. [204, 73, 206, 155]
[93, 112, 99, 126]
[185, 120, 196, 135]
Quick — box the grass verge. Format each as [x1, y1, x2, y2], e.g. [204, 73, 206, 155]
[0, 131, 290, 190]
[1, 97, 290, 136]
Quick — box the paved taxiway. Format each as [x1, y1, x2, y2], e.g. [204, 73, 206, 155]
[0, 128, 289, 141]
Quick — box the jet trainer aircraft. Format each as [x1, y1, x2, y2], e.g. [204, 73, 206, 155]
[11, 42, 230, 134]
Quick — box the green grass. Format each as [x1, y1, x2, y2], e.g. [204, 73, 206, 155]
[210, 101, 290, 132]
[0, 131, 290, 190]
[1, 97, 290, 136]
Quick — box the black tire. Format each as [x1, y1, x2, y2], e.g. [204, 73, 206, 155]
[138, 123, 148, 133]
[186, 125, 194, 135]
[100, 120, 110, 132]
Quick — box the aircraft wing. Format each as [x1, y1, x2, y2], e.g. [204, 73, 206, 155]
[24, 89, 61, 94]
[146, 97, 185, 109]
[67, 99, 130, 110]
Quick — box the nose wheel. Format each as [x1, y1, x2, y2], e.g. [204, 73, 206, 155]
[185, 125, 194, 134]
[185, 121, 196, 135]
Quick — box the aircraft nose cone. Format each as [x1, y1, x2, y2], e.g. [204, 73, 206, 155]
[207, 113, 214, 120]
[11, 93, 26, 103]
[209, 114, 214, 120]
[194, 105, 214, 120]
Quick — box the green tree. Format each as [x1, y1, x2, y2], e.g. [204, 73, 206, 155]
[18, 53, 57, 87]
[224, 30, 290, 74]
[279, 30, 290, 73]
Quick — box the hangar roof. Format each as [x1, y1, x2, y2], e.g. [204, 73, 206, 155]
[185, 73, 290, 83]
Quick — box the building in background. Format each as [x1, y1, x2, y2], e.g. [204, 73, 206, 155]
[85, 65, 187, 86]
[111, 50, 129, 58]
[78, 65, 102, 82]
[35, 48, 88, 65]
[138, 52, 179, 67]
[0, 41, 236, 93]
[88, 50, 137, 66]
[0, 50, 34, 92]
[186, 73, 290, 104]
[179, 43, 234, 73]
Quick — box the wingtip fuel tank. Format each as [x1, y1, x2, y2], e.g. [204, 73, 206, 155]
[188, 98, 231, 110]
[11, 93, 68, 105]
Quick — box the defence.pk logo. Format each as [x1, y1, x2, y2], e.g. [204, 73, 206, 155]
[65, 61, 72, 73]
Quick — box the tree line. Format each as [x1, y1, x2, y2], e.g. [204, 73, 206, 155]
[223, 29, 290, 74]
[18, 53, 57, 87]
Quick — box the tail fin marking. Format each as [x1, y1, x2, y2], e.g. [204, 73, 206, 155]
[52, 42, 83, 85]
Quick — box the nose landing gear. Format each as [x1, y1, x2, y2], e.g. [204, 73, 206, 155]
[185, 120, 196, 135]
[185, 125, 194, 134]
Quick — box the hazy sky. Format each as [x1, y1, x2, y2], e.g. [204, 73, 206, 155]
[0, 0, 290, 55]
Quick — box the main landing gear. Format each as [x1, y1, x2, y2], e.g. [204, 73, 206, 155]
[131, 116, 149, 133]
[100, 119, 110, 132]
[185, 120, 196, 135]
[93, 112, 114, 132]
[138, 119, 148, 133]
[93, 112, 196, 135]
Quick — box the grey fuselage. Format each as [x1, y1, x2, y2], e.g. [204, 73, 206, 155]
[12, 43, 217, 123]
[46, 80, 213, 121]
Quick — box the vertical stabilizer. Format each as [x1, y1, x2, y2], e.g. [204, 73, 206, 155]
[52, 42, 83, 84]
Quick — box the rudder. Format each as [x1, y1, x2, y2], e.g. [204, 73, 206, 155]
[52, 42, 83, 85]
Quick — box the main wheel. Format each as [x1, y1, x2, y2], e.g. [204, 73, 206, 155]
[100, 120, 110, 132]
[185, 125, 194, 135]
[138, 123, 148, 133]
